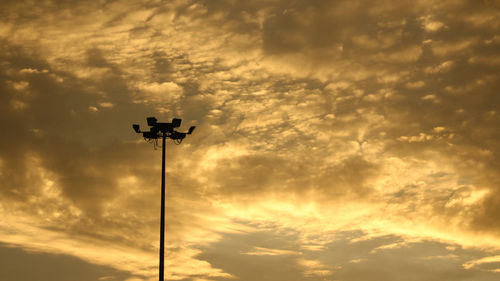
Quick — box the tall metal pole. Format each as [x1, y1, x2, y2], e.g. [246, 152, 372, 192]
[159, 132, 166, 281]
[132, 117, 195, 281]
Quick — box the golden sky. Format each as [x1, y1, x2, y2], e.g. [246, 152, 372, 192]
[1, 0, 500, 280]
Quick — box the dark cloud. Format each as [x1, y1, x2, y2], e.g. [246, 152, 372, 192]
[0, 243, 135, 281]
[200, 229, 500, 281]
[1, 0, 500, 279]
[0, 41, 162, 233]
[198, 229, 320, 281]
[329, 237, 497, 281]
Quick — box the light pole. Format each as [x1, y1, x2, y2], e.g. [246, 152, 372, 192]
[132, 117, 195, 281]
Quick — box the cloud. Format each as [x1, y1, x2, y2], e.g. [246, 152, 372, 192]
[243, 246, 300, 256]
[0, 0, 500, 280]
[0, 242, 134, 281]
[296, 258, 332, 277]
[463, 255, 500, 272]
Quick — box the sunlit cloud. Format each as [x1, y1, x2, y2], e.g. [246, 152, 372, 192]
[1, 0, 499, 280]
[463, 255, 500, 272]
[242, 246, 300, 256]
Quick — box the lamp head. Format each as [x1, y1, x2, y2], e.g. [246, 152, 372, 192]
[132, 124, 141, 133]
[143, 131, 159, 139]
[146, 117, 158, 127]
[187, 126, 196, 135]
[172, 118, 182, 128]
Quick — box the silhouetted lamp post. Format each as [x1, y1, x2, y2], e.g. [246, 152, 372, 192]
[132, 117, 195, 281]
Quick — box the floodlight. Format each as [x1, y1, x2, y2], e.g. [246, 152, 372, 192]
[187, 126, 196, 134]
[132, 124, 141, 133]
[171, 132, 186, 140]
[172, 118, 182, 128]
[143, 131, 159, 139]
[157, 123, 173, 132]
[147, 117, 158, 126]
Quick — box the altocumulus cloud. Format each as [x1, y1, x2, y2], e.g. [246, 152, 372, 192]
[1, 0, 500, 280]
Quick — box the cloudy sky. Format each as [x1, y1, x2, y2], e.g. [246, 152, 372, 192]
[1, 0, 500, 280]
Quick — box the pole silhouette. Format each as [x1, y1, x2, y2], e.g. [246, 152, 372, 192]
[159, 131, 166, 281]
[132, 117, 196, 281]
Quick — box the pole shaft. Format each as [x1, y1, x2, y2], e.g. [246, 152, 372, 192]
[159, 133, 166, 281]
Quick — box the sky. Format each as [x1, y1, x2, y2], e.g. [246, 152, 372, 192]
[1, 0, 500, 280]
